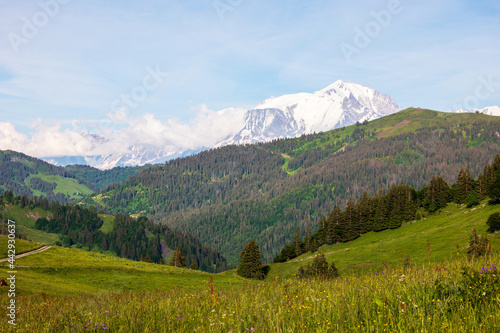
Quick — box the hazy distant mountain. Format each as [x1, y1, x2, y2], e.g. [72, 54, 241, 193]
[43, 80, 399, 169]
[452, 106, 500, 116]
[42, 148, 204, 170]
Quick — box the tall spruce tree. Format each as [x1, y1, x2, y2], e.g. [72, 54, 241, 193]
[317, 215, 327, 245]
[189, 260, 199, 270]
[327, 206, 342, 244]
[170, 245, 186, 268]
[237, 240, 265, 280]
[486, 212, 500, 233]
[455, 168, 474, 204]
[343, 199, 357, 241]
[305, 226, 311, 252]
[487, 154, 500, 203]
[293, 228, 302, 257]
[372, 190, 386, 232]
[357, 191, 372, 234]
[426, 176, 450, 211]
[467, 228, 490, 259]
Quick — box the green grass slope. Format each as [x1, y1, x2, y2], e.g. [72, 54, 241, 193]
[270, 108, 499, 159]
[0, 244, 243, 296]
[10, 197, 494, 297]
[1, 203, 62, 245]
[0, 235, 44, 258]
[273, 200, 500, 278]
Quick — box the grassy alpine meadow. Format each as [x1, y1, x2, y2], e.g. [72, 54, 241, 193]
[0, 246, 243, 296]
[0, 252, 499, 332]
[0, 201, 499, 331]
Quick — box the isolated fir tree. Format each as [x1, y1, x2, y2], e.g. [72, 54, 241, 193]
[467, 228, 490, 259]
[237, 240, 265, 280]
[297, 254, 339, 279]
[486, 212, 500, 233]
[170, 245, 186, 268]
[189, 260, 199, 270]
[328, 261, 339, 278]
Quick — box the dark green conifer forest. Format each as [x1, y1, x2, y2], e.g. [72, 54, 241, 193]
[274, 154, 500, 263]
[0, 191, 227, 273]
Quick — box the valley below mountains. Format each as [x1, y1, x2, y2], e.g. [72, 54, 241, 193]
[83, 108, 500, 266]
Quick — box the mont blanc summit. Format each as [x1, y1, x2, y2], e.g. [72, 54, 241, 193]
[219, 80, 400, 146]
[43, 81, 400, 169]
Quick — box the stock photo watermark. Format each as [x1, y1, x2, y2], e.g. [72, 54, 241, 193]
[213, 0, 243, 21]
[452, 75, 499, 111]
[7, 0, 71, 54]
[5, 219, 17, 326]
[109, 65, 168, 113]
[340, 0, 409, 63]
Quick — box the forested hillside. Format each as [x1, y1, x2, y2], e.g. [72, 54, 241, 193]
[0, 150, 95, 203]
[274, 153, 500, 262]
[86, 109, 500, 265]
[0, 192, 227, 272]
[65, 164, 143, 190]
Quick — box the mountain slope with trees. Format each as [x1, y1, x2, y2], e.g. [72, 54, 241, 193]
[0, 191, 227, 272]
[274, 154, 500, 263]
[0, 150, 96, 203]
[85, 108, 500, 265]
[64, 164, 144, 190]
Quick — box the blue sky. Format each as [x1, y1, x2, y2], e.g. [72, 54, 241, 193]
[0, 0, 499, 156]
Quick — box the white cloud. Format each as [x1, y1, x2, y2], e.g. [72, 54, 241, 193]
[0, 106, 247, 159]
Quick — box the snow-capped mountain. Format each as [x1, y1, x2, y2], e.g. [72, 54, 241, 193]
[452, 106, 500, 116]
[218, 80, 399, 146]
[42, 80, 399, 170]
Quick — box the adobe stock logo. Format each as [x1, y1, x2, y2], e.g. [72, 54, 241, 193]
[340, 0, 409, 63]
[212, 0, 243, 21]
[110, 66, 169, 112]
[452, 75, 499, 111]
[7, 0, 71, 54]
[111, 65, 169, 110]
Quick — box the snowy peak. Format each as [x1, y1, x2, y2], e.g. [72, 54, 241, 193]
[220, 80, 399, 146]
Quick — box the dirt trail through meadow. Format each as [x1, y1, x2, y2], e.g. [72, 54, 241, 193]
[0, 245, 52, 262]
